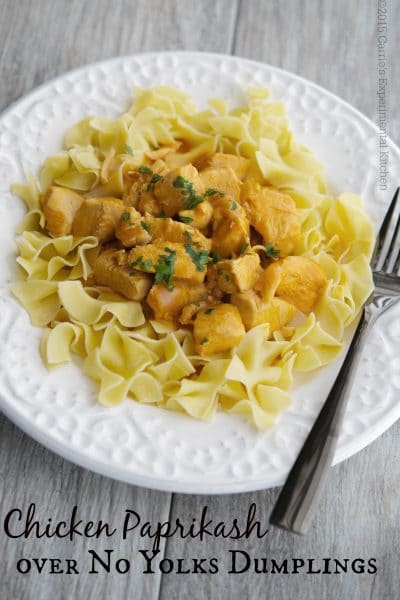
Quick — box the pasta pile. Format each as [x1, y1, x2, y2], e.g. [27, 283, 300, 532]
[11, 86, 374, 429]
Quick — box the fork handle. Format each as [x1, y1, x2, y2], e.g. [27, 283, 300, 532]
[269, 309, 370, 534]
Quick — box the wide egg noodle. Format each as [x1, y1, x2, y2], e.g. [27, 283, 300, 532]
[16, 231, 98, 281]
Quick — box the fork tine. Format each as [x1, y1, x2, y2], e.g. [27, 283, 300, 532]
[371, 187, 400, 270]
[386, 212, 400, 273]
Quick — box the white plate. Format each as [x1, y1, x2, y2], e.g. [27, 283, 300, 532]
[0, 52, 399, 494]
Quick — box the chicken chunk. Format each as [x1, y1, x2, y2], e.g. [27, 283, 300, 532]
[253, 263, 283, 303]
[199, 167, 241, 201]
[232, 290, 296, 332]
[240, 180, 300, 256]
[137, 191, 162, 216]
[147, 280, 207, 321]
[262, 256, 327, 314]
[211, 197, 250, 258]
[208, 253, 261, 294]
[193, 304, 246, 356]
[72, 197, 125, 241]
[122, 170, 162, 216]
[93, 249, 152, 300]
[41, 186, 83, 237]
[122, 171, 149, 208]
[179, 300, 216, 325]
[152, 164, 205, 217]
[207, 153, 250, 180]
[128, 241, 207, 284]
[116, 207, 152, 246]
[117, 210, 211, 251]
[178, 199, 213, 230]
[151, 219, 210, 251]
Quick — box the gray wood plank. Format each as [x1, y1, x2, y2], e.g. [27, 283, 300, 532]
[0, 0, 240, 111]
[0, 0, 239, 599]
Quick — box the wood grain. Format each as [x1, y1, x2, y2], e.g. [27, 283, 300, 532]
[0, 0, 399, 599]
[0, 0, 239, 111]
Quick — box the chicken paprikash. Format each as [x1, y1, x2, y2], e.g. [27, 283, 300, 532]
[41, 153, 327, 357]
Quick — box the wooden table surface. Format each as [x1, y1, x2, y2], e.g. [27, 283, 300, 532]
[1, 1, 399, 599]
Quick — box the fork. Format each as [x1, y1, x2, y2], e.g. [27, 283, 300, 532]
[270, 187, 400, 534]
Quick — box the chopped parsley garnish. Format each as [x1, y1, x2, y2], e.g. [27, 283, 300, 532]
[130, 256, 154, 271]
[140, 221, 151, 233]
[200, 338, 208, 345]
[173, 176, 204, 210]
[178, 215, 194, 224]
[204, 188, 224, 198]
[121, 211, 131, 222]
[124, 144, 134, 156]
[184, 230, 192, 243]
[139, 166, 153, 174]
[147, 173, 163, 192]
[209, 251, 221, 265]
[159, 211, 168, 220]
[264, 243, 280, 259]
[231, 201, 238, 210]
[239, 242, 249, 254]
[184, 244, 209, 272]
[154, 248, 176, 291]
[204, 307, 214, 315]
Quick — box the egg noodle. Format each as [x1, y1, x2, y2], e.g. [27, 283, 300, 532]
[11, 87, 374, 429]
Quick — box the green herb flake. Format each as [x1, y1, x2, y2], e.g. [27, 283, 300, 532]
[209, 251, 221, 265]
[184, 244, 209, 272]
[147, 173, 163, 192]
[142, 260, 154, 270]
[204, 307, 214, 315]
[121, 212, 131, 222]
[131, 256, 143, 267]
[178, 215, 194, 224]
[239, 242, 249, 254]
[200, 338, 208, 345]
[154, 249, 177, 291]
[124, 144, 134, 156]
[204, 188, 224, 198]
[141, 221, 151, 233]
[130, 256, 154, 271]
[173, 175, 204, 210]
[139, 166, 153, 174]
[230, 201, 238, 210]
[184, 230, 192, 242]
[159, 211, 168, 220]
[265, 243, 280, 259]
